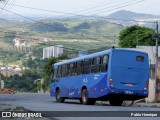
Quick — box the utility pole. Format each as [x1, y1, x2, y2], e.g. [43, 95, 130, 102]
[154, 21, 159, 102]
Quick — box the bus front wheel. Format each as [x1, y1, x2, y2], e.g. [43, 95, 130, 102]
[82, 89, 95, 105]
[56, 90, 65, 103]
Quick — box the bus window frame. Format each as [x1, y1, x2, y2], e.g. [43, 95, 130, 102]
[69, 62, 75, 76]
[57, 66, 62, 78]
[82, 59, 91, 74]
[51, 69, 55, 82]
[54, 68, 57, 79]
[62, 64, 68, 77]
[101, 54, 109, 73]
[75, 61, 83, 75]
[91, 56, 101, 74]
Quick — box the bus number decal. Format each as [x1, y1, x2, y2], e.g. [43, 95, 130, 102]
[69, 92, 75, 96]
[94, 76, 98, 80]
[83, 78, 88, 83]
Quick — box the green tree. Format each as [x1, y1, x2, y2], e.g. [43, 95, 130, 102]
[43, 57, 58, 92]
[3, 72, 36, 92]
[119, 25, 155, 48]
[42, 55, 69, 92]
[4, 31, 16, 44]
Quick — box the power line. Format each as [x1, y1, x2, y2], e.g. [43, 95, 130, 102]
[68, 0, 114, 13]
[0, 7, 127, 42]
[0, 0, 9, 14]
[94, 0, 146, 14]
[0, 8, 69, 32]
[71, 0, 144, 15]
[0, 1, 155, 49]
[0, 7, 150, 47]
[67, 0, 113, 13]
[62, 0, 147, 21]
[1, 1, 151, 23]
[1, 0, 155, 46]
[0, 0, 17, 22]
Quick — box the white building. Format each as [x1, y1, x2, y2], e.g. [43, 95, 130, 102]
[43, 45, 63, 59]
[14, 38, 30, 47]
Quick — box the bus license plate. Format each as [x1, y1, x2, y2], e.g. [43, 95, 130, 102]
[124, 90, 133, 94]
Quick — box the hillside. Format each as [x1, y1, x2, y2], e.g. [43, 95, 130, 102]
[107, 10, 158, 20]
[0, 19, 123, 63]
[31, 22, 68, 32]
[30, 20, 123, 36]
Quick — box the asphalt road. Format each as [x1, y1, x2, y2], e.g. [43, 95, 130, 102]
[0, 93, 160, 120]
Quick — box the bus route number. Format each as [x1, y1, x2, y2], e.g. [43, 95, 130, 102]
[83, 78, 88, 83]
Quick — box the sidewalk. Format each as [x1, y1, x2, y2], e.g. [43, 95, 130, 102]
[97, 101, 160, 108]
[133, 102, 160, 108]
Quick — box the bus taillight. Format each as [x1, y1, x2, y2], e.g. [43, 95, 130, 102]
[109, 78, 113, 84]
[144, 81, 149, 91]
[145, 81, 149, 87]
[109, 77, 114, 88]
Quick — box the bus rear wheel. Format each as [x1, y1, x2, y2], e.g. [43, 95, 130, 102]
[56, 90, 65, 103]
[82, 89, 95, 105]
[109, 99, 123, 106]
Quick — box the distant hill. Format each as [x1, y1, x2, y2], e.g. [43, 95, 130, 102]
[107, 10, 159, 20]
[30, 20, 123, 36]
[30, 22, 68, 32]
[72, 22, 91, 32]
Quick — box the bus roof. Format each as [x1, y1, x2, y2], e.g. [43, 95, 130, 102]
[53, 48, 148, 67]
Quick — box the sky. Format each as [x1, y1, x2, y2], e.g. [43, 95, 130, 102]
[0, 0, 160, 17]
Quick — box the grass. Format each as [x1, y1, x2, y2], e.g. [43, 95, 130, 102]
[0, 19, 123, 64]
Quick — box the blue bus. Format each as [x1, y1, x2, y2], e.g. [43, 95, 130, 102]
[50, 48, 149, 106]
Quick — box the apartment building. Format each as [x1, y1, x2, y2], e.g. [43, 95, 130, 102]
[43, 45, 63, 59]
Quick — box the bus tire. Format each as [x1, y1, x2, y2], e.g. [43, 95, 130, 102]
[109, 99, 123, 106]
[56, 90, 65, 103]
[82, 89, 96, 105]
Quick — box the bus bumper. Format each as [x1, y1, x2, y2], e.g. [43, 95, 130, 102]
[108, 89, 148, 97]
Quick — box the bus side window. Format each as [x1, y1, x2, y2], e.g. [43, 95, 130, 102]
[56, 67, 59, 78]
[62, 64, 68, 77]
[50, 69, 54, 82]
[54, 68, 57, 79]
[91, 56, 101, 73]
[101, 55, 109, 72]
[75, 61, 82, 75]
[69, 63, 75, 76]
[57, 66, 62, 78]
[82, 59, 91, 74]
